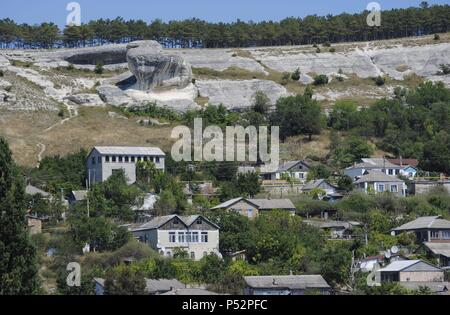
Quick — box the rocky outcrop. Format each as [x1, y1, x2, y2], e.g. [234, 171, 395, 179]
[126, 41, 193, 91]
[97, 85, 133, 106]
[196, 79, 289, 110]
[66, 94, 105, 107]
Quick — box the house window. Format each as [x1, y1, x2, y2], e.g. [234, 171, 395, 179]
[166, 251, 172, 257]
[196, 219, 202, 225]
[190, 252, 195, 260]
[201, 232, 208, 243]
[112, 156, 117, 163]
[442, 231, 450, 240]
[98, 156, 102, 164]
[143, 157, 148, 162]
[378, 184, 385, 192]
[395, 170, 400, 175]
[125, 156, 129, 163]
[105, 156, 110, 163]
[247, 209, 254, 218]
[388, 169, 394, 175]
[173, 218, 179, 225]
[390, 185, 398, 193]
[131, 156, 135, 163]
[178, 232, 186, 243]
[431, 231, 440, 240]
[186, 232, 192, 243]
[169, 232, 176, 243]
[119, 156, 123, 163]
[192, 232, 199, 243]
[92, 157, 96, 165]
[156, 157, 160, 163]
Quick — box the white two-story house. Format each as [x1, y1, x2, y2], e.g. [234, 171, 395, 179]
[129, 215, 221, 261]
[87, 146, 165, 185]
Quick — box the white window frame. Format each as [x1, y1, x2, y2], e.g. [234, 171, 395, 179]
[201, 232, 208, 243]
[390, 185, 398, 193]
[378, 184, 385, 192]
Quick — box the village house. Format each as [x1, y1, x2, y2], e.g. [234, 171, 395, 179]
[129, 215, 220, 261]
[345, 158, 403, 179]
[358, 253, 408, 273]
[391, 216, 450, 243]
[302, 179, 339, 196]
[243, 275, 332, 295]
[377, 260, 449, 294]
[261, 160, 312, 182]
[67, 190, 88, 208]
[210, 197, 296, 219]
[87, 146, 165, 185]
[354, 170, 407, 196]
[419, 242, 450, 269]
[387, 158, 420, 179]
[25, 184, 51, 199]
[93, 278, 186, 295]
[303, 220, 361, 240]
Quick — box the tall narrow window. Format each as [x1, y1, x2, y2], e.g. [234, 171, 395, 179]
[178, 232, 186, 243]
[169, 232, 176, 243]
[201, 232, 208, 243]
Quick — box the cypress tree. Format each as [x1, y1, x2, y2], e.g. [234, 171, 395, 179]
[0, 137, 39, 295]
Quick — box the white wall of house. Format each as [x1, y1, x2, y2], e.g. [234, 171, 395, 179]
[87, 149, 165, 185]
[358, 181, 406, 197]
[133, 228, 219, 261]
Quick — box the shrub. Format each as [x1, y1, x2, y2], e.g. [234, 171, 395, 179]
[329, 47, 336, 53]
[374, 76, 386, 86]
[0, 69, 4, 77]
[336, 75, 344, 82]
[95, 62, 104, 74]
[434, 33, 440, 40]
[437, 64, 450, 75]
[316, 47, 321, 53]
[323, 41, 331, 47]
[58, 109, 65, 118]
[291, 68, 301, 81]
[281, 72, 291, 85]
[313, 74, 329, 85]
[67, 63, 75, 71]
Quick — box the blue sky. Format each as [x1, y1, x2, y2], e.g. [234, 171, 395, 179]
[1, 0, 448, 27]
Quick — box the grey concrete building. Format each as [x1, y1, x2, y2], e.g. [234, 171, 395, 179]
[87, 146, 165, 185]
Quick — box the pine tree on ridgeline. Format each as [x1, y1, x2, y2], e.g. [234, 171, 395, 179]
[0, 137, 40, 295]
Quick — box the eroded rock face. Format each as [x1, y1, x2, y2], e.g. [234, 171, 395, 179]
[126, 41, 193, 91]
[66, 94, 105, 107]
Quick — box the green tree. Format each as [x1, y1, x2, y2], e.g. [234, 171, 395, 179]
[329, 100, 360, 131]
[333, 136, 374, 167]
[0, 138, 40, 294]
[271, 94, 324, 141]
[104, 265, 147, 295]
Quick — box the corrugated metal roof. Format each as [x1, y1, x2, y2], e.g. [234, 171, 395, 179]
[72, 190, 88, 201]
[145, 279, 185, 293]
[379, 260, 422, 272]
[210, 197, 245, 210]
[130, 215, 219, 231]
[355, 171, 404, 183]
[424, 243, 450, 258]
[160, 288, 219, 295]
[93, 146, 165, 156]
[244, 275, 331, 289]
[249, 199, 296, 210]
[26, 185, 50, 197]
[393, 216, 450, 231]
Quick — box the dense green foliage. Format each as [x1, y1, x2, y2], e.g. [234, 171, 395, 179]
[25, 149, 87, 194]
[0, 138, 40, 294]
[1, 5, 448, 49]
[271, 94, 325, 141]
